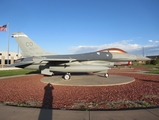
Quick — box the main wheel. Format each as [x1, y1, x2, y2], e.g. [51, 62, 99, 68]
[104, 73, 109, 78]
[63, 73, 71, 80]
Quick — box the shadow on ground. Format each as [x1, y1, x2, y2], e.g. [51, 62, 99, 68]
[38, 83, 54, 120]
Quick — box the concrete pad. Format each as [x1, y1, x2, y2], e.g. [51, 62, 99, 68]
[41, 74, 135, 86]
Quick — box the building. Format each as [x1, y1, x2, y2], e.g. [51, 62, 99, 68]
[147, 55, 159, 60]
[0, 51, 22, 67]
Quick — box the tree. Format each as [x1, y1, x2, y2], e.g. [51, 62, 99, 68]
[150, 56, 159, 65]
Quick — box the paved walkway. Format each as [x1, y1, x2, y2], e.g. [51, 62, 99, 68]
[0, 104, 159, 120]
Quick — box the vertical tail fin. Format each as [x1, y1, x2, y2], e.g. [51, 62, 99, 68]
[12, 32, 52, 57]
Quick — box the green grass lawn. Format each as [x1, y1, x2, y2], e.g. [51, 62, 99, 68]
[0, 69, 40, 77]
[131, 64, 158, 68]
[131, 64, 159, 74]
[146, 69, 159, 74]
[114, 64, 159, 74]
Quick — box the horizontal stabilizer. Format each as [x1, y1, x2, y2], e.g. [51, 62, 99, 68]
[7, 61, 33, 67]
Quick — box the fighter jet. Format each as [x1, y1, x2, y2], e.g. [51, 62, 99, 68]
[8, 32, 150, 80]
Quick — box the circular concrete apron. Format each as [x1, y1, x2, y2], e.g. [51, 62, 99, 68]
[41, 74, 135, 86]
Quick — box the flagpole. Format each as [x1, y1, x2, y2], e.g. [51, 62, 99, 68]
[7, 22, 10, 65]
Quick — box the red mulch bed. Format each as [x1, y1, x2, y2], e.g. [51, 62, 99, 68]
[0, 68, 159, 110]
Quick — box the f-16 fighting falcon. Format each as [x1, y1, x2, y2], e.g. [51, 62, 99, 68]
[8, 32, 150, 80]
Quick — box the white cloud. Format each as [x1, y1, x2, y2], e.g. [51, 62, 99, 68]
[70, 40, 142, 53]
[148, 40, 159, 43]
[148, 40, 153, 42]
[70, 40, 159, 56]
[144, 45, 159, 56]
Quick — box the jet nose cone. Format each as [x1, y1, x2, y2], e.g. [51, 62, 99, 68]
[135, 56, 151, 61]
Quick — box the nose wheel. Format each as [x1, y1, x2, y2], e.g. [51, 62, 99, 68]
[63, 73, 71, 80]
[104, 73, 109, 78]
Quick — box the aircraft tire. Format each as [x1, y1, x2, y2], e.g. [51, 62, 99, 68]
[63, 73, 71, 80]
[104, 73, 109, 78]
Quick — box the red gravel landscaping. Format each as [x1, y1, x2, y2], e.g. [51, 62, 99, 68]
[0, 68, 159, 110]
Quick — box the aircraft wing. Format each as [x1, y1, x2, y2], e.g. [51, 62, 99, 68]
[33, 56, 77, 63]
[7, 61, 33, 67]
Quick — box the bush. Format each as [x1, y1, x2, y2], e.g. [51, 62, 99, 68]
[150, 60, 157, 65]
[150, 56, 159, 65]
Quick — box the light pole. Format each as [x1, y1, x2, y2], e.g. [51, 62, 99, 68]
[142, 46, 145, 57]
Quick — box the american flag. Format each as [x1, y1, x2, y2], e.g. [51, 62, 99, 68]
[0, 24, 7, 31]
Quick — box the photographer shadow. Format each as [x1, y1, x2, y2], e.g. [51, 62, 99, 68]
[38, 83, 54, 120]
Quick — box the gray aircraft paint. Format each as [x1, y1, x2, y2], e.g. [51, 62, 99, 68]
[50, 65, 109, 73]
[9, 32, 150, 77]
[43, 51, 112, 61]
[12, 32, 52, 57]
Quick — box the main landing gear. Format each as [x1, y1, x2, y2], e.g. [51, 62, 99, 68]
[62, 73, 109, 80]
[104, 73, 109, 78]
[63, 73, 71, 80]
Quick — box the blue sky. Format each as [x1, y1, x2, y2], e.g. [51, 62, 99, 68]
[0, 0, 159, 56]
